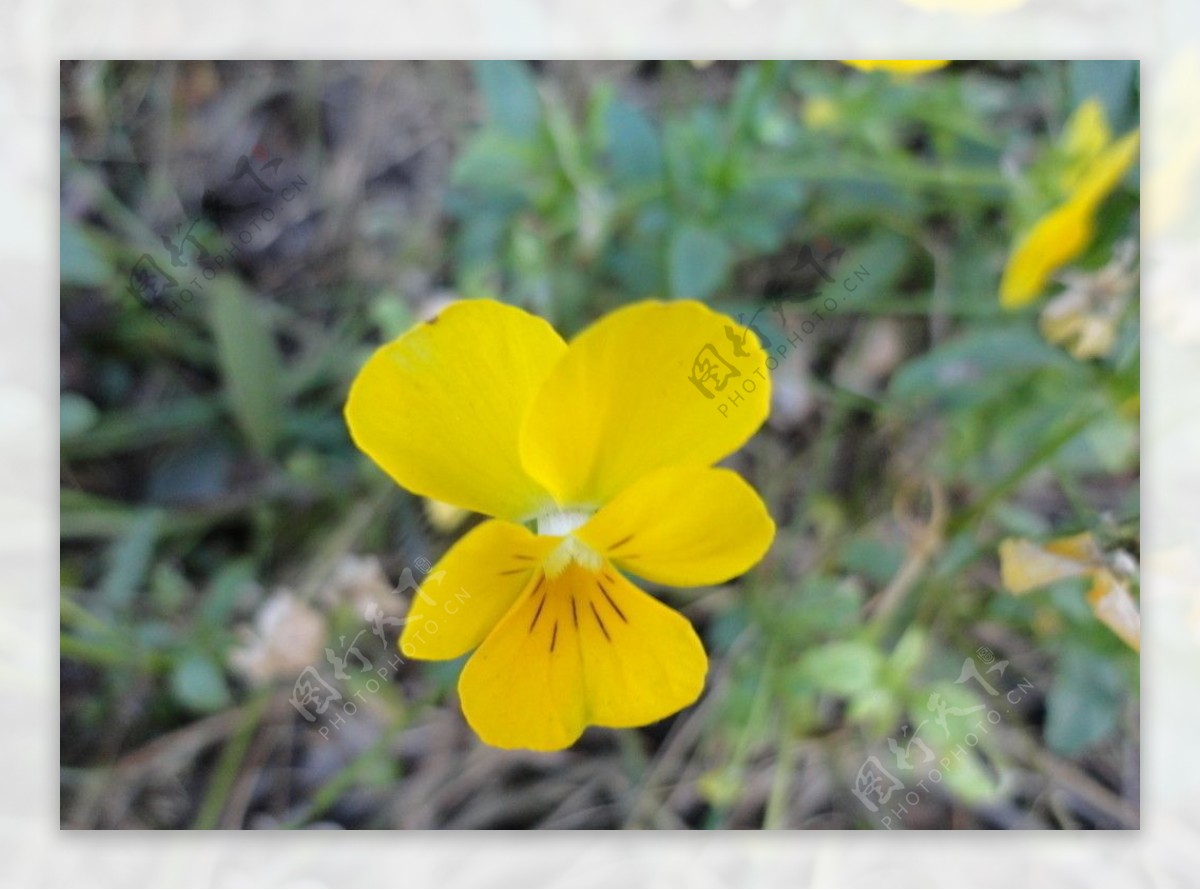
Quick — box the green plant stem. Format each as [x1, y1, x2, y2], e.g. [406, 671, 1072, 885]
[191, 691, 273, 829]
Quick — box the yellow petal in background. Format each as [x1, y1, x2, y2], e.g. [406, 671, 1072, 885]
[999, 533, 1140, 651]
[399, 520, 558, 660]
[1071, 130, 1140, 210]
[1059, 99, 1112, 191]
[998, 533, 1097, 594]
[457, 560, 707, 750]
[520, 301, 770, 509]
[577, 465, 775, 587]
[841, 60, 950, 75]
[345, 300, 565, 522]
[1087, 569, 1141, 651]
[999, 198, 1095, 309]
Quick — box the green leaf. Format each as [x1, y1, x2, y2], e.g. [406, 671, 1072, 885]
[198, 558, 257, 628]
[603, 98, 663, 184]
[208, 278, 285, 456]
[452, 130, 543, 197]
[795, 640, 884, 696]
[912, 681, 1001, 804]
[668, 223, 731, 300]
[773, 575, 863, 643]
[471, 61, 542, 139]
[98, 508, 163, 611]
[60, 392, 100, 439]
[1044, 644, 1127, 754]
[61, 489, 137, 540]
[838, 534, 905, 585]
[170, 652, 233, 712]
[1068, 60, 1138, 133]
[890, 325, 1072, 406]
[61, 220, 113, 287]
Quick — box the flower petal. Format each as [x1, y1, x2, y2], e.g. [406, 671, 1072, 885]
[520, 301, 770, 508]
[399, 519, 558, 660]
[998, 532, 1097, 594]
[576, 465, 775, 587]
[457, 561, 707, 750]
[1086, 569, 1141, 651]
[1060, 99, 1112, 190]
[1000, 199, 1095, 308]
[345, 300, 566, 521]
[841, 60, 950, 75]
[1072, 130, 1140, 209]
[576, 567, 708, 729]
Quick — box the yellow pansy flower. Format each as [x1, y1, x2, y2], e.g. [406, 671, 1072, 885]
[841, 60, 950, 76]
[345, 299, 776, 750]
[1000, 100, 1140, 309]
[998, 532, 1140, 651]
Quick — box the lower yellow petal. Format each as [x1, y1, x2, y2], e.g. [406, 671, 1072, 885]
[399, 520, 558, 660]
[457, 561, 707, 750]
[576, 566, 708, 728]
[1000, 199, 1095, 309]
[576, 465, 775, 587]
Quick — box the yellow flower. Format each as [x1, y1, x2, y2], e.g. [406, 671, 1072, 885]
[1000, 100, 1140, 309]
[998, 533, 1140, 651]
[841, 60, 950, 76]
[344, 300, 776, 750]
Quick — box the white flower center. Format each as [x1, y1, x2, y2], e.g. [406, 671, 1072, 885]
[536, 509, 592, 537]
[536, 509, 601, 578]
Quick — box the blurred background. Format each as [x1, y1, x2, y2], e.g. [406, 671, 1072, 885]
[59, 60, 1139, 829]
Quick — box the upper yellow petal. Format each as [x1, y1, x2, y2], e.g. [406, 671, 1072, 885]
[457, 559, 707, 750]
[519, 301, 771, 509]
[345, 299, 566, 521]
[399, 519, 558, 660]
[577, 465, 775, 587]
